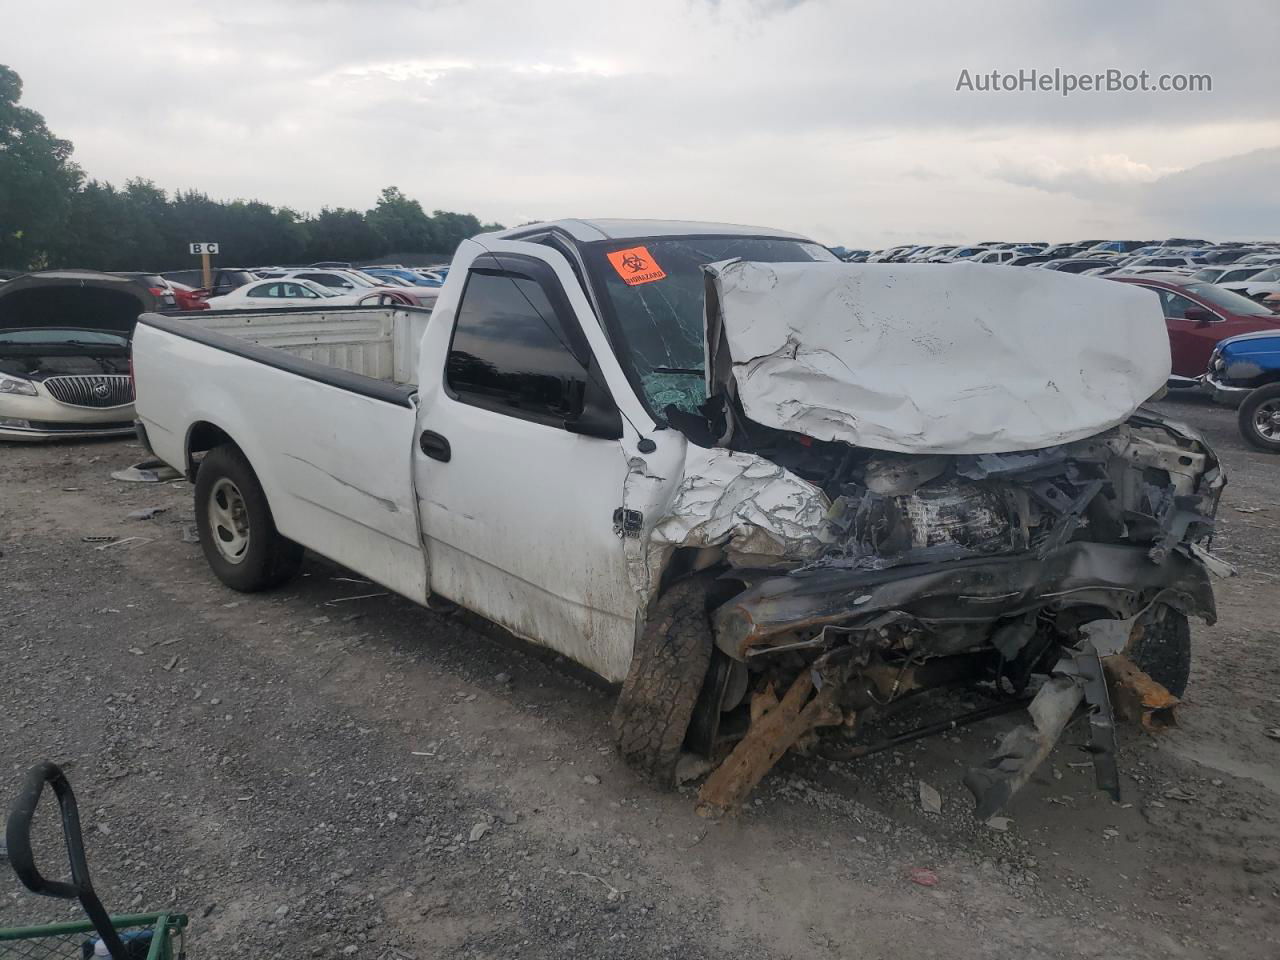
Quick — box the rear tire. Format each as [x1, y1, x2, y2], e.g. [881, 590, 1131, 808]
[612, 577, 715, 786]
[194, 444, 303, 592]
[1126, 605, 1192, 697]
[1238, 384, 1280, 453]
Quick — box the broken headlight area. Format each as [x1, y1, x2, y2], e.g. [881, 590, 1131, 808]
[676, 409, 1228, 818]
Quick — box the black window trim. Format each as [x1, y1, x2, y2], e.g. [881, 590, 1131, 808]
[443, 252, 607, 432]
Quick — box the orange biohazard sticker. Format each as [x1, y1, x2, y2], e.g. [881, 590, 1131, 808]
[606, 245, 667, 286]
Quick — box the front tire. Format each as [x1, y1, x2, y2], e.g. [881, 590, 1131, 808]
[194, 444, 303, 592]
[1238, 384, 1280, 453]
[612, 578, 715, 786]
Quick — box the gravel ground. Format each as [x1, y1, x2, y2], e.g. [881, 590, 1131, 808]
[1, 393, 1277, 958]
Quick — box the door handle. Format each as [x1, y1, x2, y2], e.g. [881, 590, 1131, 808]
[419, 430, 451, 462]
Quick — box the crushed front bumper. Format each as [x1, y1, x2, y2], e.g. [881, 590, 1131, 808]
[713, 541, 1217, 659]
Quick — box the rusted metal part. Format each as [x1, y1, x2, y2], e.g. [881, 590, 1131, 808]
[696, 669, 843, 816]
[1103, 653, 1180, 731]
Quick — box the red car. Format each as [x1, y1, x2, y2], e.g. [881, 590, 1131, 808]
[167, 280, 210, 311]
[1110, 276, 1280, 382]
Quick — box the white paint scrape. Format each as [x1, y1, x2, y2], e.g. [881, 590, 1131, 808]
[708, 260, 1171, 454]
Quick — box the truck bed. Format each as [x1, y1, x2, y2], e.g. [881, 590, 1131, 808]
[185, 305, 432, 385]
[132, 306, 433, 603]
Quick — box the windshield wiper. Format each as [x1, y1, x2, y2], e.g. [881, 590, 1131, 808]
[651, 366, 703, 375]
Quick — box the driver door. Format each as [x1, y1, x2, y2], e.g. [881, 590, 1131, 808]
[410, 241, 645, 683]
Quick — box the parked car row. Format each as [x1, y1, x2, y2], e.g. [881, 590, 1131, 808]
[0, 258, 445, 441]
[855, 238, 1280, 301]
[5, 230, 1278, 453]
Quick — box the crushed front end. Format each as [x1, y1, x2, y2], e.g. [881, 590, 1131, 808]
[688, 411, 1226, 816]
[637, 260, 1232, 817]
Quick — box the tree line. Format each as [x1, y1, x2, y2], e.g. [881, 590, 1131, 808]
[0, 64, 503, 272]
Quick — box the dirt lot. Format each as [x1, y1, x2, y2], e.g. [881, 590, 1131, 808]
[1, 394, 1277, 959]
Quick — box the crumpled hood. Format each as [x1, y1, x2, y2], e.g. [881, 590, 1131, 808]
[704, 260, 1171, 455]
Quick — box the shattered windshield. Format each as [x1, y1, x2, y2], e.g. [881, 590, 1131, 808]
[583, 235, 836, 418]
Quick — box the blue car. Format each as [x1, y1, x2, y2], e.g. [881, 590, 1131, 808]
[1205, 330, 1280, 451]
[362, 267, 443, 288]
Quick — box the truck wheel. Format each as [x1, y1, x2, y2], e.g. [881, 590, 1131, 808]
[194, 444, 303, 592]
[612, 577, 714, 786]
[1126, 605, 1192, 698]
[1238, 384, 1280, 453]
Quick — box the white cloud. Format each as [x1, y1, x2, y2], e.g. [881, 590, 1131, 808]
[4, 0, 1279, 245]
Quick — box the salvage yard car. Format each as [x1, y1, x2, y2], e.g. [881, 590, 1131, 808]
[0, 270, 153, 441]
[1204, 330, 1280, 452]
[131, 219, 1230, 817]
[1110, 275, 1280, 385]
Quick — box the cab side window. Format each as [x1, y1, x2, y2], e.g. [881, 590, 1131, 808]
[446, 270, 590, 426]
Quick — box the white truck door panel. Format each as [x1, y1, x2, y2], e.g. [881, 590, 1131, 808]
[412, 240, 646, 682]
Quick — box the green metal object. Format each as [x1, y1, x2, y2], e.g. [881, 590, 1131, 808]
[0, 912, 187, 958]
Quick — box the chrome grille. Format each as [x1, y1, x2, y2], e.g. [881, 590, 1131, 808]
[43, 375, 134, 408]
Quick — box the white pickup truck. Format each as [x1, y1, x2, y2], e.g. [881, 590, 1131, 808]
[133, 219, 1228, 816]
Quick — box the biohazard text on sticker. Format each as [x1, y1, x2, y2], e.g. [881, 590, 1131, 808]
[606, 245, 667, 286]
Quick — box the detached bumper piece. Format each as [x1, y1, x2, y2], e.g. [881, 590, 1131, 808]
[964, 642, 1117, 820]
[964, 643, 1181, 818]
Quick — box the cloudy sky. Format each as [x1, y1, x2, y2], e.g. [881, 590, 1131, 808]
[6, 0, 1279, 246]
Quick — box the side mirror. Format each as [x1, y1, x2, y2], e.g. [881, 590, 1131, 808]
[1184, 306, 1215, 325]
[563, 375, 623, 440]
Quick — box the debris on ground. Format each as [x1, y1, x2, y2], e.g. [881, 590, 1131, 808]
[111, 459, 184, 483]
[93, 536, 152, 551]
[908, 867, 939, 887]
[918, 780, 942, 815]
[127, 506, 167, 520]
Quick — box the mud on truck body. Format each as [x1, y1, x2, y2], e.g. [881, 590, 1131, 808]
[131, 220, 1229, 819]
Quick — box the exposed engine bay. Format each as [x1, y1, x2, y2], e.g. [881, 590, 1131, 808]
[666, 408, 1226, 817]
